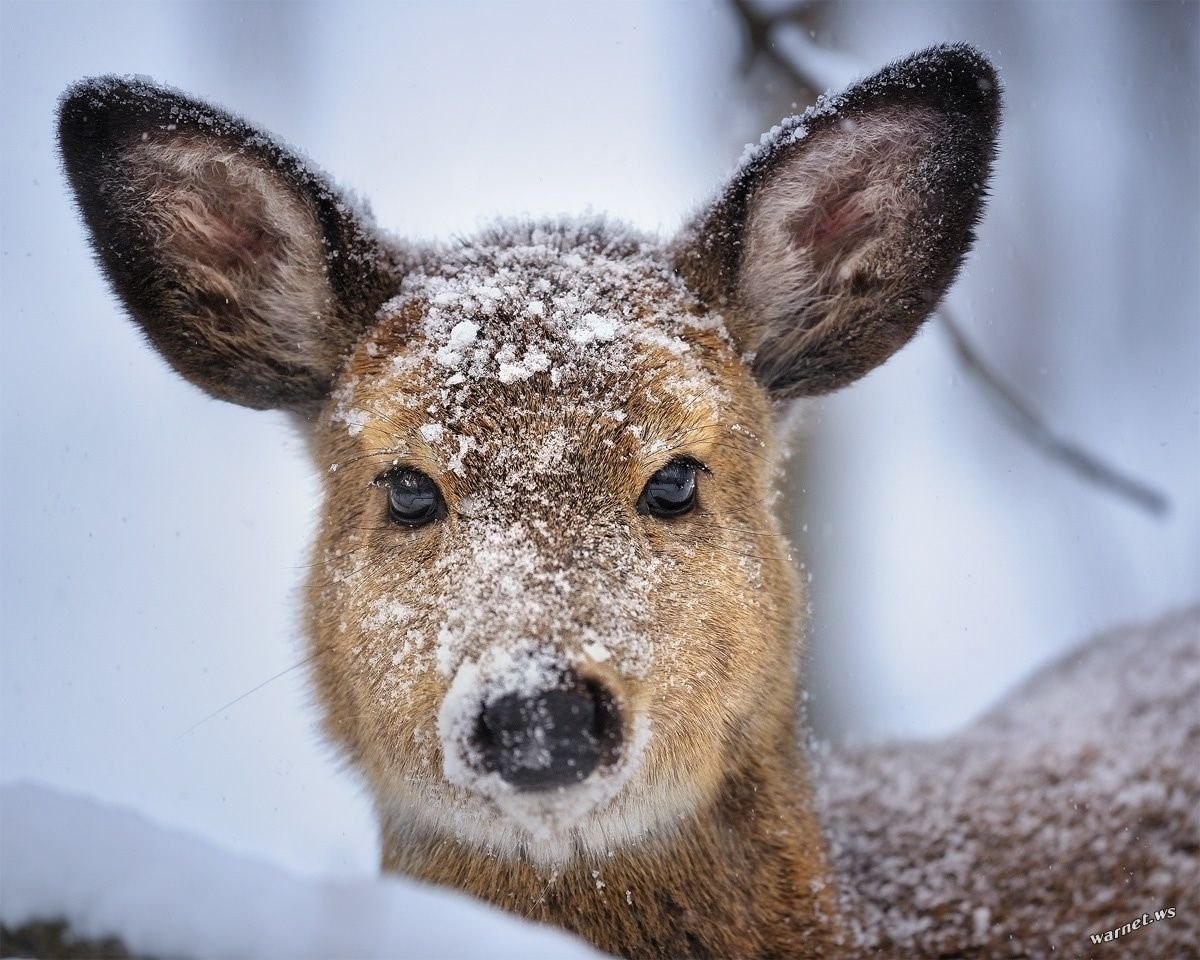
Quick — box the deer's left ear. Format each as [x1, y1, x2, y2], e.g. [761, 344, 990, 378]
[675, 44, 1000, 398]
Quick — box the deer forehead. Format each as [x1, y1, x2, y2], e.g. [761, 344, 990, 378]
[323, 226, 746, 497]
[312, 230, 763, 685]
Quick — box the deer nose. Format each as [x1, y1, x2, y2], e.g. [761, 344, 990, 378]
[472, 675, 621, 791]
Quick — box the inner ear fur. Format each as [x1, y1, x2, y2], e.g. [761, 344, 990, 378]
[675, 44, 1001, 399]
[58, 77, 401, 412]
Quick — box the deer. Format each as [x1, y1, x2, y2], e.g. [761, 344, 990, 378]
[55, 45, 1198, 959]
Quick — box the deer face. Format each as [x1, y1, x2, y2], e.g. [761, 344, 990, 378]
[309, 227, 792, 856]
[58, 47, 998, 863]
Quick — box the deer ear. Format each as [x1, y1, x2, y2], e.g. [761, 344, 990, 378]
[58, 77, 400, 412]
[675, 44, 1000, 398]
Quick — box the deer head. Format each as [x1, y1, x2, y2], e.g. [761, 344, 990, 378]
[58, 46, 999, 870]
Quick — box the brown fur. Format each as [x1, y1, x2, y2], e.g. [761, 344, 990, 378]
[822, 607, 1200, 959]
[380, 756, 840, 959]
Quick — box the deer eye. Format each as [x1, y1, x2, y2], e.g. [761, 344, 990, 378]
[638, 459, 699, 518]
[379, 468, 444, 527]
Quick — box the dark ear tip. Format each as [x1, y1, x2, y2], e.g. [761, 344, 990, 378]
[884, 43, 1002, 122]
[57, 75, 243, 168]
[57, 76, 168, 172]
[58, 77, 109, 147]
[58, 75, 153, 133]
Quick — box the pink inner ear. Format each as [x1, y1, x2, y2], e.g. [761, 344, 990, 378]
[788, 188, 873, 260]
[174, 191, 276, 272]
[206, 214, 272, 268]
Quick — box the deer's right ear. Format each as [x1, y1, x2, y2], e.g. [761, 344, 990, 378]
[674, 45, 1000, 399]
[58, 77, 399, 412]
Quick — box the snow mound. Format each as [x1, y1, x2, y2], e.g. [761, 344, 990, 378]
[0, 783, 605, 960]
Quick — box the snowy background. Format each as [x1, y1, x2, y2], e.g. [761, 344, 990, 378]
[2, 0, 1197, 949]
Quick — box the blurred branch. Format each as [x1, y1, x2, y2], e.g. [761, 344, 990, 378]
[729, 0, 1170, 517]
[731, 0, 824, 99]
[937, 310, 1167, 515]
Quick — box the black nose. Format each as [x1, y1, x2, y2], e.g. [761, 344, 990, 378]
[472, 675, 622, 791]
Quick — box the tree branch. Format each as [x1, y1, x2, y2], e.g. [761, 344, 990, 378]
[728, 0, 1169, 517]
[730, 0, 824, 98]
[936, 309, 1167, 515]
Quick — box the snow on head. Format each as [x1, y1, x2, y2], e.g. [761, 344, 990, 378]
[346, 219, 733, 443]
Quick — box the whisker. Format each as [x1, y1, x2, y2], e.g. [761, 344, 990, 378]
[175, 653, 317, 739]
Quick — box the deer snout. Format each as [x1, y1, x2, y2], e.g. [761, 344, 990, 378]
[471, 674, 622, 791]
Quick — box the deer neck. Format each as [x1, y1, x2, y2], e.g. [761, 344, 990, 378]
[380, 733, 844, 959]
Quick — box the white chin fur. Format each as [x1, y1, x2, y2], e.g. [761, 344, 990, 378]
[377, 726, 704, 868]
[433, 651, 651, 851]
